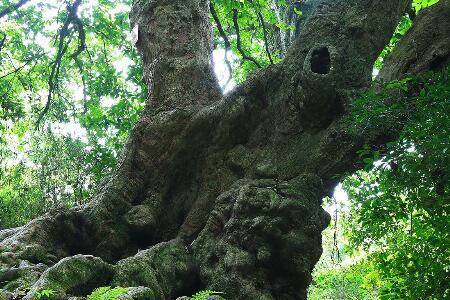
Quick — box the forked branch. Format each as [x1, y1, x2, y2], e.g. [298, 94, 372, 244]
[36, 0, 85, 128]
[232, 8, 262, 68]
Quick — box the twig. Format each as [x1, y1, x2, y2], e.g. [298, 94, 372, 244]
[73, 56, 88, 109]
[232, 8, 261, 68]
[248, 0, 273, 64]
[0, 32, 6, 52]
[257, 11, 273, 64]
[0, 53, 45, 80]
[0, 60, 32, 79]
[331, 196, 341, 265]
[210, 1, 233, 88]
[71, 11, 87, 105]
[0, 0, 31, 19]
[36, 0, 82, 128]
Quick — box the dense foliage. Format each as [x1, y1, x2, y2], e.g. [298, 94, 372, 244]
[0, 0, 145, 227]
[342, 66, 450, 299]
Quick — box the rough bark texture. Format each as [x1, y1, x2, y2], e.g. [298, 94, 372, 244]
[271, 0, 320, 57]
[2, 0, 447, 299]
[380, 0, 450, 81]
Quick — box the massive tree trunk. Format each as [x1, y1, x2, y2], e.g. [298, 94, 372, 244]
[1, 0, 449, 299]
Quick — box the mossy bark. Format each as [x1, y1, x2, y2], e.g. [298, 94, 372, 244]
[379, 0, 450, 81]
[1, 0, 449, 299]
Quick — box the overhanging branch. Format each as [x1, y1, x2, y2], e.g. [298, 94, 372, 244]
[0, 58, 34, 80]
[248, 0, 274, 64]
[0, 0, 31, 19]
[70, 13, 86, 60]
[257, 11, 274, 64]
[36, 0, 85, 128]
[232, 8, 262, 68]
[210, 1, 233, 88]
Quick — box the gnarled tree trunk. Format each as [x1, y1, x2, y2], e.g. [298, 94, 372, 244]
[1, 0, 449, 299]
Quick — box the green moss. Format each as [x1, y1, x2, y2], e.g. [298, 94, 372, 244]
[28, 255, 114, 297]
[0, 289, 13, 300]
[227, 145, 255, 175]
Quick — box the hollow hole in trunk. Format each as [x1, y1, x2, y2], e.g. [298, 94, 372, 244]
[430, 55, 450, 70]
[53, 212, 97, 257]
[310, 47, 331, 74]
[173, 267, 205, 299]
[129, 227, 157, 252]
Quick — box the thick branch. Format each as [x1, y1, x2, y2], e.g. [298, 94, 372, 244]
[70, 14, 87, 61]
[305, 0, 449, 189]
[284, 0, 412, 89]
[380, 0, 450, 81]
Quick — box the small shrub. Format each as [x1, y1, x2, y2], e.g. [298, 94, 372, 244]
[87, 286, 129, 300]
[192, 289, 224, 300]
[35, 289, 55, 300]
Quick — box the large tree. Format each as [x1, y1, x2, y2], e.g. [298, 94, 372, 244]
[0, 0, 449, 299]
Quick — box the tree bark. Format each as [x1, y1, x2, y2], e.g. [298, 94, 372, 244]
[379, 0, 450, 81]
[2, 0, 449, 299]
